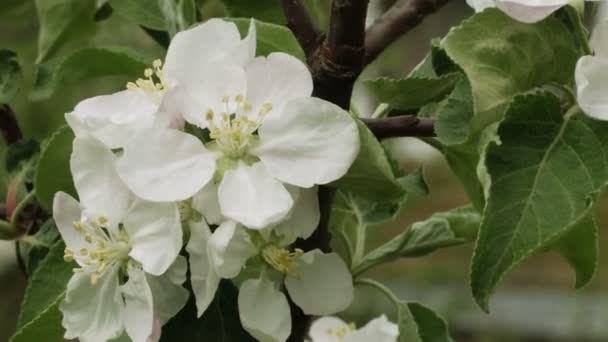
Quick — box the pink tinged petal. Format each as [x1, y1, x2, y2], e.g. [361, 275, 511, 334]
[117, 127, 216, 202]
[347, 315, 399, 342]
[191, 181, 223, 225]
[186, 220, 221, 316]
[70, 136, 130, 228]
[238, 278, 292, 342]
[285, 250, 354, 315]
[66, 89, 159, 149]
[207, 220, 257, 278]
[123, 199, 183, 276]
[60, 266, 125, 342]
[121, 266, 154, 342]
[495, 0, 568, 23]
[146, 256, 190, 324]
[218, 162, 294, 229]
[244, 52, 313, 119]
[254, 97, 360, 188]
[53, 192, 87, 252]
[308, 317, 350, 342]
[576, 56, 608, 121]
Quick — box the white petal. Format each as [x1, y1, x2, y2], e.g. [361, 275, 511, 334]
[207, 220, 257, 278]
[591, 21, 608, 57]
[285, 250, 354, 315]
[347, 315, 399, 342]
[219, 163, 293, 229]
[466, 0, 495, 11]
[163, 18, 248, 84]
[309, 316, 350, 342]
[146, 256, 190, 324]
[117, 127, 216, 202]
[66, 89, 159, 149]
[71, 135, 130, 228]
[60, 267, 124, 342]
[238, 278, 291, 342]
[495, 0, 567, 23]
[244, 53, 312, 119]
[576, 55, 608, 120]
[255, 97, 360, 188]
[121, 266, 154, 342]
[273, 186, 319, 245]
[155, 86, 186, 130]
[186, 220, 220, 316]
[123, 199, 182, 276]
[191, 181, 223, 225]
[53, 192, 86, 252]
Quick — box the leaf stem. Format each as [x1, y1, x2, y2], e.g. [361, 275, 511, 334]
[10, 191, 37, 230]
[355, 278, 401, 307]
[567, 7, 593, 55]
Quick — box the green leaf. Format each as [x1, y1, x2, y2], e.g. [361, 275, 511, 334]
[333, 119, 405, 201]
[471, 92, 608, 311]
[352, 205, 478, 275]
[0, 50, 22, 103]
[31, 47, 148, 100]
[12, 241, 71, 341]
[108, 0, 165, 30]
[161, 0, 198, 36]
[161, 281, 254, 341]
[397, 303, 422, 342]
[228, 18, 305, 61]
[5, 140, 39, 174]
[441, 8, 579, 138]
[432, 77, 474, 146]
[408, 302, 453, 342]
[34, 126, 76, 211]
[25, 220, 61, 274]
[398, 168, 429, 196]
[366, 74, 459, 111]
[222, 0, 285, 24]
[35, 0, 97, 63]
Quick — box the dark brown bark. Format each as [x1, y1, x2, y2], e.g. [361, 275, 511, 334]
[362, 115, 436, 139]
[281, 0, 323, 57]
[0, 105, 22, 144]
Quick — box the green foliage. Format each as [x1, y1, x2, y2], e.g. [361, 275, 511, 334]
[471, 92, 608, 311]
[31, 47, 148, 100]
[0, 49, 22, 103]
[34, 126, 76, 210]
[12, 241, 72, 342]
[407, 302, 453, 342]
[222, 0, 285, 25]
[161, 281, 254, 341]
[554, 212, 598, 288]
[34, 0, 97, 63]
[5, 140, 39, 174]
[108, 0, 166, 30]
[229, 18, 305, 60]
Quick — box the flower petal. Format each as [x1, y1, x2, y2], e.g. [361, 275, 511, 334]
[60, 266, 124, 342]
[219, 162, 293, 229]
[255, 97, 360, 188]
[466, 0, 495, 12]
[308, 316, 350, 342]
[273, 186, 319, 245]
[71, 135, 130, 228]
[123, 199, 182, 276]
[191, 181, 223, 225]
[347, 315, 399, 342]
[186, 220, 221, 316]
[285, 250, 354, 315]
[117, 127, 216, 202]
[120, 266, 154, 342]
[244, 52, 312, 119]
[66, 89, 159, 149]
[495, 0, 567, 23]
[576, 55, 608, 120]
[53, 192, 86, 252]
[146, 256, 190, 324]
[591, 21, 608, 57]
[207, 220, 257, 278]
[238, 278, 291, 342]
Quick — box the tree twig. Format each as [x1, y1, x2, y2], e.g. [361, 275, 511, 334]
[362, 115, 436, 139]
[365, 0, 451, 65]
[0, 104, 22, 144]
[281, 0, 323, 57]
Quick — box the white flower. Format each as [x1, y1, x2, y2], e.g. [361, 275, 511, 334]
[308, 315, 399, 342]
[577, 20, 608, 120]
[53, 135, 186, 342]
[467, 0, 571, 23]
[116, 19, 360, 229]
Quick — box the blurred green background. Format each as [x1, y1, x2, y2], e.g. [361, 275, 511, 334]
[1, 1, 607, 341]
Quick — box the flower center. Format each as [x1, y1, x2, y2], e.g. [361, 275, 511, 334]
[205, 96, 273, 158]
[261, 244, 304, 274]
[126, 59, 166, 92]
[64, 216, 131, 285]
[326, 323, 356, 341]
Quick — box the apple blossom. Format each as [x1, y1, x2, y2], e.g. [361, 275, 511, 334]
[467, 0, 575, 23]
[308, 315, 399, 342]
[53, 135, 186, 342]
[116, 19, 360, 229]
[576, 20, 608, 120]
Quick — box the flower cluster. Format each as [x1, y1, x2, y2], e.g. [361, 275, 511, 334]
[54, 18, 361, 342]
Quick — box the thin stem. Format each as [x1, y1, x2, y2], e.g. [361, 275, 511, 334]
[355, 278, 401, 307]
[0, 219, 17, 239]
[362, 116, 436, 139]
[20, 235, 51, 248]
[10, 191, 36, 230]
[567, 7, 593, 55]
[352, 222, 366, 266]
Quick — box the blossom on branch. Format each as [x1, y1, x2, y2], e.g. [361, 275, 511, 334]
[308, 315, 399, 342]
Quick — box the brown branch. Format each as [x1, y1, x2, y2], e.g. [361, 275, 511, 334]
[365, 0, 451, 65]
[362, 115, 436, 139]
[0, 104, 22, 144]
[281, 0, 323, 57]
